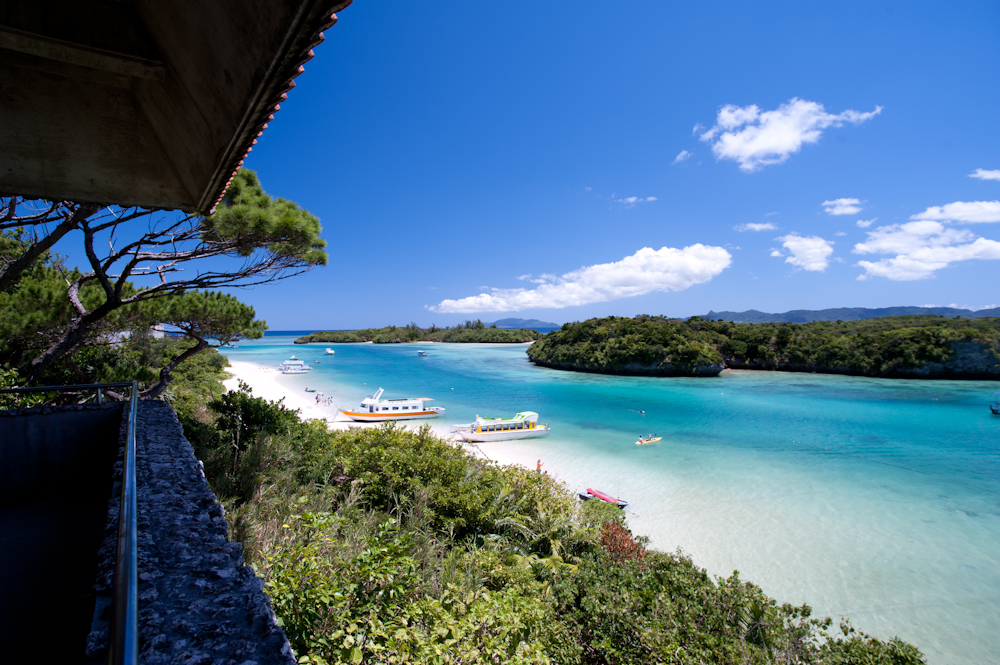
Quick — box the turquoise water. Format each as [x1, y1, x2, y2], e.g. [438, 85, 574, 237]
[222, 336, 1000, 664]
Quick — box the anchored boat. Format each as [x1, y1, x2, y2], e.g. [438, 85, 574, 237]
[325, 348, 336, 355]
[338, 388, 444, 422]
[278, 357, 311, 374]
[992, 392, 1000, 415]
[635, 435, 661, 445]
[451, 412, 550, 442]
[578, 488, 628, 508]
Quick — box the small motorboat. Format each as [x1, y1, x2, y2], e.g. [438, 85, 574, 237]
[635, 435, 661, 445]
[417, 351, 427, 356]
[992, 392, 1000, 415]
[305, 388, 316, 393]
[325, 348, 336, 355]
[314, 360, 320, 363]
[578, 488, 628, 508]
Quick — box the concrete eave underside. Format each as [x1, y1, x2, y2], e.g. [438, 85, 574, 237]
[0, 0, 350, 214]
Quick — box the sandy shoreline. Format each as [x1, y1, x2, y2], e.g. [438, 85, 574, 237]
[222, 359, 529, 468]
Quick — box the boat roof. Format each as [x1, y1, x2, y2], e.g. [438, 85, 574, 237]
[476, 411, 538, 422]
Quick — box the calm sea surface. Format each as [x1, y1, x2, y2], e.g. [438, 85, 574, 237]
[221, 335, 1000, 664]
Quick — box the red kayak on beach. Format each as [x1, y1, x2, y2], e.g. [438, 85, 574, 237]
[580, 488, 629, 508]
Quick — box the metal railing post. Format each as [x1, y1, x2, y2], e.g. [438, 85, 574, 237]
[108, 381, 139, 665]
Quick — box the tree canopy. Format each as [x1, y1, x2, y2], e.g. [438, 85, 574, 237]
[527, 314, 1000, 378]
[0, 168, 316, 396]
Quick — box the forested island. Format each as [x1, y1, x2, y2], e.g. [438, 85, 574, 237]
[296, 319, 542, 344]
[526, 314, 1000, 379]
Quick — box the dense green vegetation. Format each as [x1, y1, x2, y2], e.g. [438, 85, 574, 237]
[527, 314, 1000, 378]
[178, 381, 925, 664]
[2, 169, 323, 383]
[296, 320, 542, 344]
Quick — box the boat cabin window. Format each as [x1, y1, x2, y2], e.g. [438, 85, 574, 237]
[392, 406, 399, 410]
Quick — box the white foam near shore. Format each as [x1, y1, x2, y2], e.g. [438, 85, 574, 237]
[222, 359, 530, 468]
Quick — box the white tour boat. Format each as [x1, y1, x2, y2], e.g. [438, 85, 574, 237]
[451, 412, 550, 442]
[325, 348, 336, 355]
[338, 388, 445, 422]
[277, 356, 311, 374]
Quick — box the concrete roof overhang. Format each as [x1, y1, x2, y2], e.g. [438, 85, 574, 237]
[0, 0, 350, 213]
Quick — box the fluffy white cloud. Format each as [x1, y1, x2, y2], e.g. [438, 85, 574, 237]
[673, 150, 692, 164]
[775, 233, 835, 271]
[910, 200, 1000, 223]
[699, 98, 881, 172]
[734, 222, 777, 232]
[856, 218, 877, 228]
[822, 198, 863, 215]
[970, 168, 1000, 182]
[517, 273, 557, 284]
[616, 196, 658, 208]
[853, 220, 1000, 280]
[428, 245, 733, 313]
[770, 249, 783, 257]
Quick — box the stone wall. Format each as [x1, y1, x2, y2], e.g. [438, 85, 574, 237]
[86, 400, 296, 665]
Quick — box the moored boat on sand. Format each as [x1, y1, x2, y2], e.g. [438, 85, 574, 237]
[578, 488, 628, 508]
[451, 412, 550, 442]
[579, 487, 628, 508]
[338, 388, 444, 422]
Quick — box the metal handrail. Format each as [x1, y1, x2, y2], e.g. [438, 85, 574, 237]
[0, 382, 140, 665]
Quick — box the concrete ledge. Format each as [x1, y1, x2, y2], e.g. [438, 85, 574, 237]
[87, 401, 295, 665]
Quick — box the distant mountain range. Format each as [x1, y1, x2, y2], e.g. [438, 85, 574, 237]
[703, 306, 1000, 323]
[487, 318, 561, 332]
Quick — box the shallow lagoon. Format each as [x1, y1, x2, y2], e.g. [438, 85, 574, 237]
[222, 336, 1000, 664]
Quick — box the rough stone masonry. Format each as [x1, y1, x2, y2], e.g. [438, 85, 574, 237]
[87, 400, 296, 665]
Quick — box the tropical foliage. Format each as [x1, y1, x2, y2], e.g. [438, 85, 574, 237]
[527, 314, 1000, 378]
[180, 383, 926, 664]
[297, 320, 542, 345]
[0, 168, 320, 382]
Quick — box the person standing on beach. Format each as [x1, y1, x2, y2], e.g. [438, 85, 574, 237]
[536, 459, 543, 473]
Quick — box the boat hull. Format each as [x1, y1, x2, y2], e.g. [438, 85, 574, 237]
[456, 428, 550, 443]
[338, 410, 442, 422]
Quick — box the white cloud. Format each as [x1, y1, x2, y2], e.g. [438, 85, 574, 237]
[910, 200, 1000, 223]
[734, 222, 777, 232]
[517, 273, 557, 284]
[776, 233, 835, 272]
[616, 195, 658, 208]
[673, 150, 692, 164]
[853, 220, 1000, 280]
[770, 249, 783, 257]
[856, 218, 877, 228]
[835, 231, 847, 236]
[822, 198, 863, 215]
[970, 169, 1000, 182]
[428, 245, 733, 313]
[699, 98, 882, 172]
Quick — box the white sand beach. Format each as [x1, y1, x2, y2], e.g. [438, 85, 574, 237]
[222, 359, 530, 468]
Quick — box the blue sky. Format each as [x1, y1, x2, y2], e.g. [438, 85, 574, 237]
[237, 1, 998, 329]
